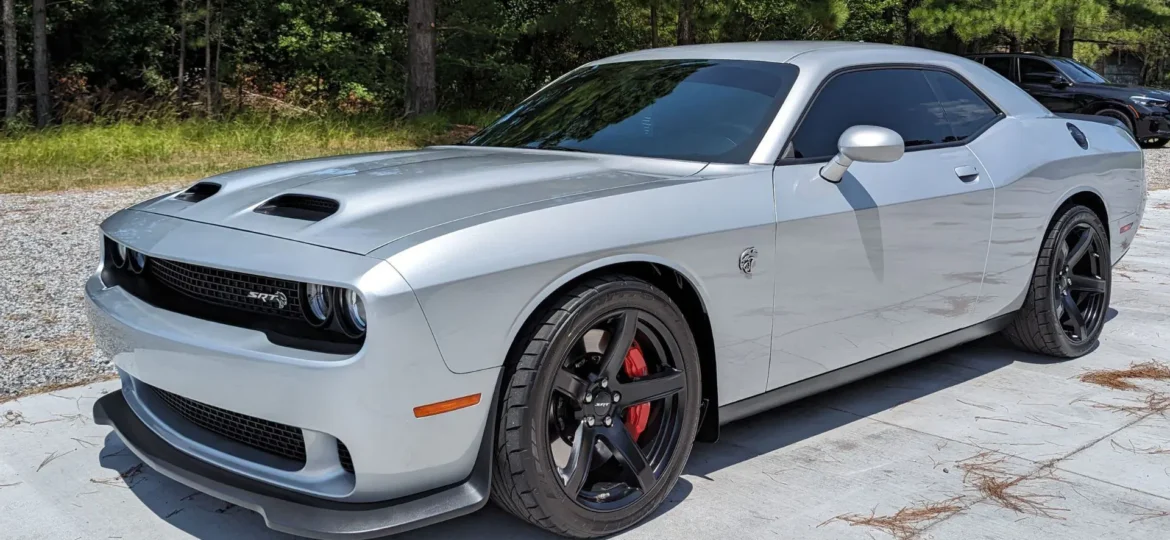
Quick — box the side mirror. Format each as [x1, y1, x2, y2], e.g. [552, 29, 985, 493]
[819, 125, 905, 183]
[1050, 75, 1071, 88]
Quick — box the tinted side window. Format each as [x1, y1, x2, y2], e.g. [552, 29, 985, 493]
[982, 57, 1013, 79]
[1020, 58, 1059, 83]
[923, 71, 999, 142]
[788, 69, 950, 161]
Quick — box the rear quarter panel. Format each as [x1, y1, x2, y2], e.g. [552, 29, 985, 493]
[966, 116, 1144, 322]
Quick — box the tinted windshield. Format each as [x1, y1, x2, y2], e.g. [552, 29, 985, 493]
[1052, 58, 1109, 84]
[464, 60, 799, 163]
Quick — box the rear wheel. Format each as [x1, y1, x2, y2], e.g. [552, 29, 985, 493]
[1004, 205, 1111, 357]
[491, 275, 701, 538]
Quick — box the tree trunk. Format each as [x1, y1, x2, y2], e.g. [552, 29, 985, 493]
[214, 0, 222, 112]
[406, 0, 436, 116]
[32, 0, 50, 127]
[901, 0, 919, 47]
[1009, 34, 1021, 53]
[2, 0, 16, 122]
[1058, 26, 1074, 58]
[676, 0, 694, 45]
[650, 0, 658, 48]
[178, 0, 186, 104]
[204, 0, 211, 114]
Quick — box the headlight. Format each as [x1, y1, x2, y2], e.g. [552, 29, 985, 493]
[104, 236, 126, 268]
[1131, 95, 1169, 108]
[339, 289, 366, 336]
[303, 283, 333, 326]
[126, 248, 146, 274]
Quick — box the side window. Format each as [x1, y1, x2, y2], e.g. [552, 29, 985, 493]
[1020, 58, 1059, 84]
[787, 69, 950, 161]
[923, 71, 1000, 142]
[982, 57, 1013, 80]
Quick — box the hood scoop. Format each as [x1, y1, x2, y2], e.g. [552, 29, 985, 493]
[175, 182, 221, 203]
[254, 194, 340, 221]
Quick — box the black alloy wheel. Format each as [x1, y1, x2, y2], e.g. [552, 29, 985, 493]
[491, 275, 701, 538]
[1050, 223, 1108, 344]
[1005, 204, 1111, 357]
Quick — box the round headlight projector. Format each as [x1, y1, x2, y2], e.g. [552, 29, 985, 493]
[342, 289, 366, 334]
[303, 283, 333, 325]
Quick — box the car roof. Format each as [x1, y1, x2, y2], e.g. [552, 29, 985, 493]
[591, 41, 954, 66]
[967, 52, 1068, 60]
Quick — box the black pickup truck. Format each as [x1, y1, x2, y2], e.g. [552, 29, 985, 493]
[968, 52, 1169, 148]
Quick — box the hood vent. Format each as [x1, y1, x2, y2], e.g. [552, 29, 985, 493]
[175, 182, 221, 203]
[254, 194, 340, 221]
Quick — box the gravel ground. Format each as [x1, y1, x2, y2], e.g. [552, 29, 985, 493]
[0, 147, 1167, 401]
[0, 184, 179, 401]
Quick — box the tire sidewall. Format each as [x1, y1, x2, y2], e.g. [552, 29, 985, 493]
[519, 281, 701, 535]
[1096, 109, 1134, 136]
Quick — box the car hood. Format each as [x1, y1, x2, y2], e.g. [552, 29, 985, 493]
[1076, 82, 1170, 99]
[134, 146, 706, 255]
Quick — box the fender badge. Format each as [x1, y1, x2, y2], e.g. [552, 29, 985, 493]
[739, 247, 758, 275]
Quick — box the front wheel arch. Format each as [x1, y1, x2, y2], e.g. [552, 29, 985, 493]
[503, 259, 721, 443]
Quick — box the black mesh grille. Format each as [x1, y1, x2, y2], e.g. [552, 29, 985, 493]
[151, 386, 307, 465]
[148, 257, 303, 320]
[338, 441, 354, 474]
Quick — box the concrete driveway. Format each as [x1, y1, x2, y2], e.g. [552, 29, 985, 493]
[3, 191, 1169, 540]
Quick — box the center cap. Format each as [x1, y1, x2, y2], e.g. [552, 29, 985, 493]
[591, 390, 614, 415]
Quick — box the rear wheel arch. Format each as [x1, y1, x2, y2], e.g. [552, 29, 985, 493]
[502, 258, 720, 444]
[1060, 190, 1110, 243]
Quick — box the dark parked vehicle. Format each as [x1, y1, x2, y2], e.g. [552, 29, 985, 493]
[969, 52, 1170, 148]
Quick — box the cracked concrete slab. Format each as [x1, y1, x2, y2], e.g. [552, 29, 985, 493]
[2, 190, 1168, 539]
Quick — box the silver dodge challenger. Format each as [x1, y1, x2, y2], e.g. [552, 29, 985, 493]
[88, 42, 1146, 538]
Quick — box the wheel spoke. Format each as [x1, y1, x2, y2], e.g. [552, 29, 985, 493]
[618, 368, 684, 406]
[599, 311, 638, 378]
[598, 419, 655, 491]
[1062, 292, 1086, 336]
[553, 368, 589, 402]
[560, 422, 596, 496]
[1069, 275, 1106, 294]
[1067, 228, 1094, 267]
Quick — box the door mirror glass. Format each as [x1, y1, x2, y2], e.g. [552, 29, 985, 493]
[820, 125, 905, 183]
[1050, 74, 1071, 87]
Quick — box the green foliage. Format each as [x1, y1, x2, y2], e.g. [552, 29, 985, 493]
[0, 112, 484, 193]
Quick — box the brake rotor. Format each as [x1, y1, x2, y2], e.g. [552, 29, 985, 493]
[622, 341, 650, 441]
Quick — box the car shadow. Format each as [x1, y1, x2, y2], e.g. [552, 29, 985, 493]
[97, 334, 1061, 539]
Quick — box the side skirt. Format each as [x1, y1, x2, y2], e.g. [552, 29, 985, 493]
[718, 313, 1015, 426]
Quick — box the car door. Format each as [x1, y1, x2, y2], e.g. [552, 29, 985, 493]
[1019, 57, 1078, 112]
[767, 67, 998, 390]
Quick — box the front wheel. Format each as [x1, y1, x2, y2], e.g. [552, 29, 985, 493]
[491, 275, 701, 538]
[1095, 109, 1134, 137]
[1140, 137, 1169, 149]
[1004, 205, 1111, 357]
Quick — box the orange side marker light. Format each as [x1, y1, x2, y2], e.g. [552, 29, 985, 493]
[413, 393, 482, 418]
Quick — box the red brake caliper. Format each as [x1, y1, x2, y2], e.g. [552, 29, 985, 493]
[622, 341, 650, 441]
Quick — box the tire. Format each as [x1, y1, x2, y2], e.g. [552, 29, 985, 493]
[1140, 138, 1169, 149]
[1095, 108, 1134, 137]
[1004, 204, 1111, 358]
[490, 275, 701, 538]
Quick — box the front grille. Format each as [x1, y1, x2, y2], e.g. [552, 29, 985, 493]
[151, 386, 307, 466]
[149, 257, 303, 320]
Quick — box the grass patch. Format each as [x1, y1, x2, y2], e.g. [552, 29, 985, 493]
[0, 112, 492, 194]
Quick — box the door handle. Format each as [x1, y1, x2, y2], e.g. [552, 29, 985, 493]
[955, 165, 979, 182]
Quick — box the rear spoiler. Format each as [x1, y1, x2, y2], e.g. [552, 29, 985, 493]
[1056, 113, 1126, 130]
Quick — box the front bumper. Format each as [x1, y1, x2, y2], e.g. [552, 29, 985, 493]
[86, 210, 502, 535]
[94, 389, 493, 539]
[1135, 111, 1170, 140]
